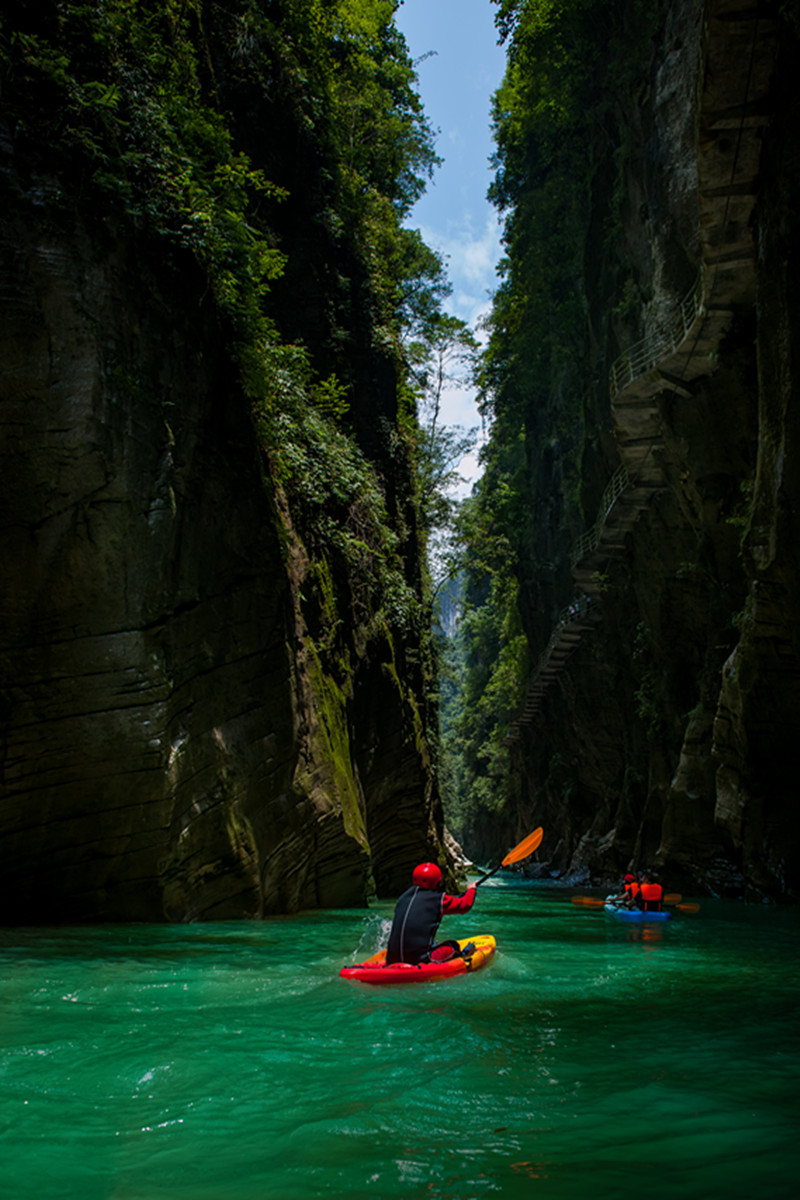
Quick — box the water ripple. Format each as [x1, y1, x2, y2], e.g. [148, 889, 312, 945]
[1, 897, 798, 1198]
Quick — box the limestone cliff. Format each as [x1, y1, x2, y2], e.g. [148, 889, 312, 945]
[469, 0, 798, 899]
[0, 3, 447, 922]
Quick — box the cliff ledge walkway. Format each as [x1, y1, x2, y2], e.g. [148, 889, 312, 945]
[505, 0, 779, 745]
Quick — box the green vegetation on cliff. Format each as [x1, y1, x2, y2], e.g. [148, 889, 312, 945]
[1, 0, 442, 474]
[1, 0, 463, 862]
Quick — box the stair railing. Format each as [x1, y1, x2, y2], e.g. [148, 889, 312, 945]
[608, 266, 705, 402]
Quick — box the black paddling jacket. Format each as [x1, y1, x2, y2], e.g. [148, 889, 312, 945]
[386, 886, 443, 965]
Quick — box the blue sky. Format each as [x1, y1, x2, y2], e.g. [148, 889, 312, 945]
[394, 0, 507, 489]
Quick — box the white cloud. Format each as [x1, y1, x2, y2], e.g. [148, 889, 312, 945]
[418, 213, 502, 303]
[439, 379, 479, 431]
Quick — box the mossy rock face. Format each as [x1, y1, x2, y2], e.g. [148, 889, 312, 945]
[0, 2, 453, 920]
[0, 167, 439, 923]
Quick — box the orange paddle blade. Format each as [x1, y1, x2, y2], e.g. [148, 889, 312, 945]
[676, 902, 700, 913]
[571, 895, 605, 907]
[502, 827, 543, 866]
[664, 893, 682, 904]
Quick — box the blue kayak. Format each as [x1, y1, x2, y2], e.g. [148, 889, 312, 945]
[604, 902, 671, 922]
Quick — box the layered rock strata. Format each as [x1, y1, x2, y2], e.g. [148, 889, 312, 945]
[505, 0, 796, 898]
[0, 154, 442, 922]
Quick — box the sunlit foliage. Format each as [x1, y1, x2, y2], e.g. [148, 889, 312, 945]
[1, 0, 458, 648]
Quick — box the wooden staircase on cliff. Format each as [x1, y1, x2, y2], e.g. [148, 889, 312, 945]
[503, 0, 780, 745]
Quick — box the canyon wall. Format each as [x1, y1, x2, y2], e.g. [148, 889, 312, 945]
[0, 172, 443, 923]
[489, 0, 798, 898]
[0, 5, 447, 923]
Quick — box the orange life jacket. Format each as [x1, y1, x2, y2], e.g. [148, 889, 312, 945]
[640, 882, 663, 911]
[625, 880, 641, 901]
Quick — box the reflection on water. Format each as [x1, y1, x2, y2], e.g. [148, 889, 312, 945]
[1, 884, 798, 1199]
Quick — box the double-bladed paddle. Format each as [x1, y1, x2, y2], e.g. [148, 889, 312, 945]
[474, 827, 543, 885]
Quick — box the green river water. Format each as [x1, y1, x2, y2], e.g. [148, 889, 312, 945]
[1, 879, 798, 1200]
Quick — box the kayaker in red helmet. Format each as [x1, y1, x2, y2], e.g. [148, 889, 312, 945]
[385, 862, 476, 965]
[607, 871, 641, 908]
[624, 873, 641, 905]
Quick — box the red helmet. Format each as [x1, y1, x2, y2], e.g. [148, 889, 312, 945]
[412, 862, 443, 890]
